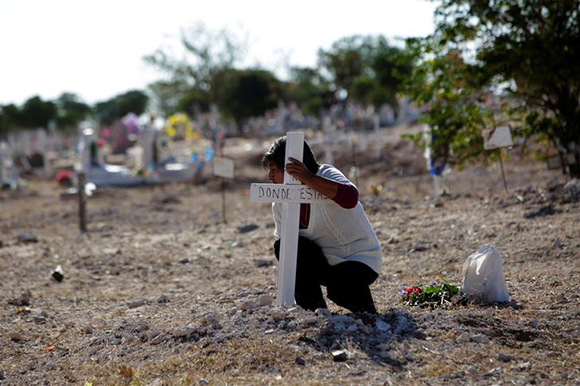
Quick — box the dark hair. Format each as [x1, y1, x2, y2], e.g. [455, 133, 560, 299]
[261, 136, 320, 174]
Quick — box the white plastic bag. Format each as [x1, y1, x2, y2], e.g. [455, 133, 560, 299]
[461, 244, 510, 303]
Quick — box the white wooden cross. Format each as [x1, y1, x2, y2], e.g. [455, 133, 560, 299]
[250, 132, 330, 306]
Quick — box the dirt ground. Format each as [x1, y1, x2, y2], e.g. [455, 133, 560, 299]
[1, 128, 579, 385]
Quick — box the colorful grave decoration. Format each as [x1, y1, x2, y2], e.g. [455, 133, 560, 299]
[165, 114, 199, 141]
[398, 278, 459, 308]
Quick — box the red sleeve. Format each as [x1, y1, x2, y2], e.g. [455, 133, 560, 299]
[333, 183, 359, 209]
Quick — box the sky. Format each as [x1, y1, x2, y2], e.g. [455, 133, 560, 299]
[0, 0, 439, 106]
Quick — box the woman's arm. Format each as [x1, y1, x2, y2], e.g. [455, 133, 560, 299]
[285, 157, 358, 209]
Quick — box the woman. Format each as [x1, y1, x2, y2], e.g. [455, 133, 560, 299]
[261, 136, 382, 313]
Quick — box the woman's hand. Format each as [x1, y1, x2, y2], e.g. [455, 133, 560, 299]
[285, 157, 313, 184]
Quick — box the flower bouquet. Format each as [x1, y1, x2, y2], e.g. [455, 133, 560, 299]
[399, 278, 460, 307]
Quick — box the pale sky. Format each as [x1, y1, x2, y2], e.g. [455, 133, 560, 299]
[0, 0, 438, 106]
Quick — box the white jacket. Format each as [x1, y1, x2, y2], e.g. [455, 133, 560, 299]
[273, 164, 382, 274]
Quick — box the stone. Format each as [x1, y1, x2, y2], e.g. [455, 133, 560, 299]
[9, 331, 24, 342]
[17, 233, 38, 243]
[157, 294, 169, 303]
[257, 295, 274, 307]
[347, 324, 359, 333]
[173, 325, 197, 338]
[295, 357, 305, 366]
[0, 369, 4, 380]
[237, 224, 259, 234]
[457, 332, 471, 343]
[485, 367, 502, 376]
[471, 333, 490, 344]
[497, 353, 514, 362]
[34, 311, 47, 324]
[375, 320, 391, 332]
[255, 259, 272, 268]
[128, 298, 149, 309]
[315, 308, 331, 318]
[300, 317, 318, 327]
[52, 266, 64, 282]
[332, 350, 348, 362]
[240, 300, 256, 311]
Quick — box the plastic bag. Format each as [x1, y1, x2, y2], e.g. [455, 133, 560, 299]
[461, 244, 510, 303]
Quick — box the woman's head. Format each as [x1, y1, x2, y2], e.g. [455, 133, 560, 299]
[261, 136, 320, 178]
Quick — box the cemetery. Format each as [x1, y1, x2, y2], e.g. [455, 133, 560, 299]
[1, 1, 579, 384]
[0, 117, 579, 384]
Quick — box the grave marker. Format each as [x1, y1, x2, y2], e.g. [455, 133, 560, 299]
[212, 156, 235, 223]
[249, 132, 330, 306]
[482, 126, 513, 193]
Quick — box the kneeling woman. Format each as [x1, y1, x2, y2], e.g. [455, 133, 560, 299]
[261, 136, 382, 313]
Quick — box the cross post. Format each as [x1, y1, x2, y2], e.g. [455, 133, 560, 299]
[249, 132, 330, 306]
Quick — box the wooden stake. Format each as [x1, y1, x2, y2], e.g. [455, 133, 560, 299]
[78, 172, 87, 232]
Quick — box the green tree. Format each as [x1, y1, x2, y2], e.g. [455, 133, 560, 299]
[407, 0, 580, 176]
[284, 67, 329, 117]
[94, 90, 149, 125]
[0, 104, 23, 135]
[55, 92, 92, 131]
[144, 23, 245, 118]
[210, 68, 281, 133]
[318, 35, 413, 113]
[19, 96, 58, 129]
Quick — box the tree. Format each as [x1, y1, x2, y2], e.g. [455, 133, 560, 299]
[144, 23, 245, 118]
[0, 104, 23, 135]
[55, 92, 92, 131]
[284, 67, 329, 117]
[19, 96, 58, 129]
[211, 68, 281, 133]
[402, 39, 490, 168]
[408, 0, 580, 176]
[318, 35, 414, 113]
[94, 90, 149, 125]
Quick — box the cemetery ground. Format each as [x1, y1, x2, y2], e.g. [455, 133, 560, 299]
[1, 132, 579, 385]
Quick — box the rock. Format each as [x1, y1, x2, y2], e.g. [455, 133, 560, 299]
[485, 367, 502, 376]
[315, 308, 331, 318]
[0, 369, 4, 380]
[45, 360, 56, 370]
[347, 324, 359, 333]
[457, 332, 471, 343]
[497, 353, 514, 362]
[178, 258, 190, 264]
[257, 295, 274, 307]
[295, 357, 305, 366]
[237, 224, 259, 234]
[412, 243, 429, 252]
[128, 298, 149, 308]
[255, 259, 272, 268]
[17, 233, 38, 243]
[300, 317, 318, 327]
[51, 265, 64, 282]
[240, 300, 256, 311]
[173, 325, 197, 338]
[33, 311, 48, 324]
[332, 350, 348, 362]
[9, 331, 24, 342]
[9, 292, 31, 306]
[287, 321, 297, 331]
[471, 333, 490, 344]
[157, 294, 170, 304]
[375, 320, 391, 332]
[529, 318, 538, 328]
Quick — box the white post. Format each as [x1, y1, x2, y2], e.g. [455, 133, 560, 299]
[277, 132, 304, 306]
